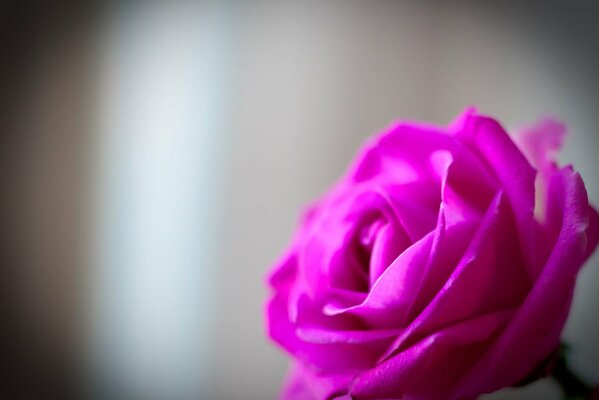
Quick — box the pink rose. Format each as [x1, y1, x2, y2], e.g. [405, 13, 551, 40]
[265, 109, 598, 399]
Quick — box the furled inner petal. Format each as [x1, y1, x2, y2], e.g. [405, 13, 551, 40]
[322, 213, 479, 331]
[322, 229, 435, 327]
[297, 184, 433, 300]
[319, 151, 494, 330]
[367, 220, 403, 287]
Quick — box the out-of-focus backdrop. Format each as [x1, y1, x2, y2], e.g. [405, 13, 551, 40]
[2, 1, 598, 399]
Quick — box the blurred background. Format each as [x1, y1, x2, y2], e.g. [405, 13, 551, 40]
[1, 1, 598, 399]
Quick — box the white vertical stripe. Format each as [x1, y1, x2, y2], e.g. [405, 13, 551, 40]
[90, 2, 230, 399]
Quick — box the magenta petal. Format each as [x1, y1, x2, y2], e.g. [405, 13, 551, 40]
[380, 190, 528, 359]
[296, 326, 403, 345]
[280, 363, 317, 400]
[584, 205, 599, 263]
[298, 188, 411, 297]
[514, 117, 567, 174]
[349, 309, 513, 400]
[280, 362, 353, 400]
[367, 221, 401, 287]
[455, 114, 539, 279]
[322, 229, 434, 327]
[452, 167, 593, 398]
[348, 120, 457, 184]
[324, 288, 368, 311]
[376, 181, 440, 243]
[513, 117, 569, 228]
[403, 206, 478, 323]
[268, 251, 299, 292]
[323, 212, 478, 332]
[268, 289, 378, 372]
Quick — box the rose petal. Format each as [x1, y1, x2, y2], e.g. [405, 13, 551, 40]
[514, 117, 568, 227]
[322, 229, 434, 327]
[367, 220, 405, 287]
[403, 204, 478, 323]
[320, 155, 473, 328]
[267, 251, 299, 291]
[452, 166, 592, 398]
[280, 362, 352, 400]
[349, 309, 514, 400]
[377, 181, 440, 242]
[323, 214, 478, 330]
[347, 120, 457, 184]
[585, 205, 599, 262]
[298, 187, 420, 298]
[453, 113, 539, 280]
[403, 150, 491, 320]
[268, 289, 378, 372]
[514, 117, 567, 175]
[280, 363, 317, 400]
[296, 326, 403, 345]
[380, 190, 529, 360]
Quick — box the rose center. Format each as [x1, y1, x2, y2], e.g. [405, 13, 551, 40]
[352, 217, 388, 291]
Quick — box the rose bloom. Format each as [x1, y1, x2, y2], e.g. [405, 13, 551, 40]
[265, 109, 599, 400]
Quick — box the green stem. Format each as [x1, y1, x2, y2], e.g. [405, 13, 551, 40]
[551, 348, 593, 399]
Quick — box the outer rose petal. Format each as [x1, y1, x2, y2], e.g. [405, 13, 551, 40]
[510, 115, 599, 267]
[268, 287, 382, 372]
[267, 252, 381, 373]
[349, 309, 514, 400]
[281, 362, 353, 400]
[585, 206, 599, 262]
[514, 117, 566, 176]
[281, 364, 317, 400]
[452, 110, 539, 279]
[452, 166, 594, 398]
[347, 120, 457, 184]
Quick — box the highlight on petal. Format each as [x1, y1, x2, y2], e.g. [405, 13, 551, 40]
[514, 117, 567, 174]
[347, 119, 457, 184]
[513, 117, 568, 223]
[296, 325, 403, 346]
